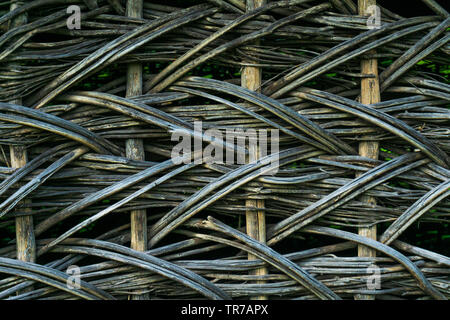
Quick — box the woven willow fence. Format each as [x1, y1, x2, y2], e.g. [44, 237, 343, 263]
[0, 0, 449, 300]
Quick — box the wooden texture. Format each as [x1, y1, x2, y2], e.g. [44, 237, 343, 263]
[8, 1, 35, 267]
[126, 0, 147, 300]
[7, 1, 35, 296]
[242, 0, 268, 301]
[355, 0, 381, 301]
[0, 0, 448, 301]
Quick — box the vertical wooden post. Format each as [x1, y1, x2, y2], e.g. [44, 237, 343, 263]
[11, 146, 35, 264]
[126, 0, 147, 300]
[356, 0, 380, 301]
[9, 1, 36, 270]
[242, 0, 267, 301]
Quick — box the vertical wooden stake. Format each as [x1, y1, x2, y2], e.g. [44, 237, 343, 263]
[242, 0, 267, 301]
[11, 146, 36, 265]
[8, 1, 36, 269]
[126, 0, 147, 300]
[356, 0, 380, 301]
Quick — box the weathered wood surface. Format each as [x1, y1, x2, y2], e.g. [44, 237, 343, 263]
[0, 0, 448, 300]
[242, 0, 268, 301]
[355, 0, 380, 301]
